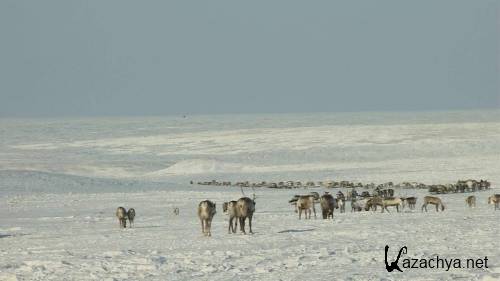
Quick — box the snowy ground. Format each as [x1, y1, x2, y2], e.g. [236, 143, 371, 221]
[1, 111, 499, 280]
[0, 178, 499, 281]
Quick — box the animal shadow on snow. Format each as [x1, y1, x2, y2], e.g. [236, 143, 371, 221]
[278, 228, 316, 234]
[0, 233, 28, 238]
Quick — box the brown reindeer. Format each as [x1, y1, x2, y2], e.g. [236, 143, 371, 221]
[404, 197, 417, 210]
[116, 207, 127, 228]
[421, 196, 445, 212]
[320, 193, 336, 219]
[198, 200, 217, 236]
[297, 195, 316, 219]
[223, 200, 239, 233]
[127, 208, 136, 228]
[237, 197, 255, 234]
[488, 194, 500, 210]
[465, 196, 476, 208]
[365, 197, 384, 212]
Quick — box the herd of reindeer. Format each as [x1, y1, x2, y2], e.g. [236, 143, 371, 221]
[193, 179, 491, 194]
[115, 179, 499, 237]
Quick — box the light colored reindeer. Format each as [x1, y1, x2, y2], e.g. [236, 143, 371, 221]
[297, 195, 316, 219]
[116, 207, 127, 228]
[382, 197, 403, 213]
[421, 196, 445, 212]
[198, 200, 217, 236]
[223, 200, 239, 233]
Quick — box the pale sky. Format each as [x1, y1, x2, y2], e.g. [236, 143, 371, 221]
[0, 0, 498, 117]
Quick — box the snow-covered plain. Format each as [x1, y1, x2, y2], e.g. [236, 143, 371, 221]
[1, 111, 499, 280]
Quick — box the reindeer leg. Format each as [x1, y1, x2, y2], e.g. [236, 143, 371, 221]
[240, 217, 246, 234]
[313, 206, 317, 219]
[249, 215, 253, 234]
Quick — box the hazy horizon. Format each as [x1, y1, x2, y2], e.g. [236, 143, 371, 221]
[1, 1, 498, 117]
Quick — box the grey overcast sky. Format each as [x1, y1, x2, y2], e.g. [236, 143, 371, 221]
[0, 0, 498, 117]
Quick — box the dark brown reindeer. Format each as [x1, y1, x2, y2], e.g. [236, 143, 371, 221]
[404, 197, 417, 210]
[127, 208, 136, 228]
[320, 193, 337, 219]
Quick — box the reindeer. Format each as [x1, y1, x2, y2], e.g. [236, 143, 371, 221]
[335, 192, 346, 213]
[382, 197, 403, 213]
[223, 200, 239, 233]
[320, 193, 336, 219]
[387, 189, 395, 197]
[338, 198, 345, 213]
[116, 207, 127, 228]
[297, 195, 316, 219]
[198, 200, 217, 236]
[421, 196, 445, 212]
[127, 208, 136, 228]
[404, 197, 417, 210]
[365, 197, 384, 212]
[465, 195, 476, 208]
[351, 198, 368, 212]
[173, 207, 180, 216]
[488, 194, 500, 210]
[237, 196, 255, 234]
[309, 192, 320, 202]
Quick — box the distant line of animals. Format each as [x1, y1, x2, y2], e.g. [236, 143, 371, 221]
[192, 179, 491, 193]
[115, 193, 500, 235]
[289, 192, 500, 217]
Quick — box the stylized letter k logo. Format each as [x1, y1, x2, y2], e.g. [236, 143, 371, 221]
[385, 245, 407, 272]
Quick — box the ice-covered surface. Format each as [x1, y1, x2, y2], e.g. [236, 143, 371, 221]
[1, 110, 499, 280]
